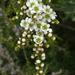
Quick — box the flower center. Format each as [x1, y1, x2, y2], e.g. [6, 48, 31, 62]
[46, 8, 49, 12]
[37, 23, 41, 29]
[45, 14, 50, 19]
[30, 2, 35, 7]
[42, 25, 47, 30]
[37, 32, 42, 36]
[38, 13, 41, 16]
[29, 24, 33, 28]
[36, 38, 41, 43]
[34, 6, 39, 11]
[38, 1, 41, 3]
[23, 22, 27, 26]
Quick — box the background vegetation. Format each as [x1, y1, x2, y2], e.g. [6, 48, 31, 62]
[0, 0, 75, 75]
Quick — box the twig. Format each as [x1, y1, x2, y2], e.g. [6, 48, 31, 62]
[56, 24, 75, 31]
[51, 69, 62, 75]
[22, 46, 31, 69]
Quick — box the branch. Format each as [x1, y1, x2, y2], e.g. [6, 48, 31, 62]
[22, 46, 30, 64]
[56, 24, 75, 31]
[22, 46, 31, 70]
[51, 69, 62, 75]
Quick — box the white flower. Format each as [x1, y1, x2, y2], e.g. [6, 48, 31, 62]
[42, 5, 57, 21]
[26, 0, 38, 7]
[36, 31, 43, 36]
[33, 35, 44, 44]
[29, 23, 34, 31]
[25, 17, 32, 23]
[20, 19, 28, 28]
[48, 28, 52, 32]
[35, 21, 42, 31]
[50, 11, 57, 20]
[30, 10, 35, 14]
[36, 60, 41, 64]
[30, 4, 43, 13]
[42, 13, 51, 22]
[36, 13, 42, 20]
[43, 5, 53, 14]
[26, 10, 32, 17]
[41, 22, 50, 31]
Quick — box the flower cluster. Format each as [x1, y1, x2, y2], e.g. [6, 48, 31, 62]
[14, 0, 59, 75]
[19, 0, 57, 44]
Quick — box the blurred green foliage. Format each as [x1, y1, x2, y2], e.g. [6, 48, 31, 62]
[0, 0, 75, 75]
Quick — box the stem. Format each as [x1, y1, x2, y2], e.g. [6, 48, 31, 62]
[22, 46, 31, 69]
